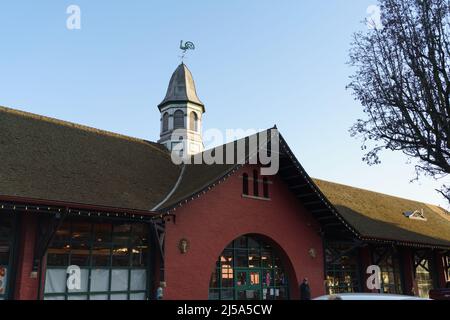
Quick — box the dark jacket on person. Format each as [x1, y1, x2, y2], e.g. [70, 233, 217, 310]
[300, 282, 311, 300]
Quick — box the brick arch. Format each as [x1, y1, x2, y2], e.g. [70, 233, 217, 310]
[163, 165, 325, 300]
[206, 233, 299, 300]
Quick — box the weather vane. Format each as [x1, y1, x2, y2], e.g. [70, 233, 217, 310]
[179, 40, 195, 62]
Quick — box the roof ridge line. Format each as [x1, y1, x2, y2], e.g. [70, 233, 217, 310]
[312, 177, 444, 209]
[152, 164, 187, 211]
[0, 105, 170, 157]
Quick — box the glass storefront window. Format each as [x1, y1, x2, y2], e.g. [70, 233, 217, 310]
[325, 243, 360, 294]
[414, 251, 434, 298]
[209, 235, 289, 300]
[44, 218, 150, 300]
[0, 214, 15, 300]
[444, 255, 450, 283]
[373, 247, 403, 294]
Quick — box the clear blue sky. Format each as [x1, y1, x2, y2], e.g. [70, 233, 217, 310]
[1, 0, 448, 208]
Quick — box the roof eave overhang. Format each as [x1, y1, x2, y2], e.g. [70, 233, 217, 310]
[0, 194, 162, 221]
[156, 130, 361, 239]
[276, 133, 361, 238]
[359, 236, 450, 251]
[158, 100, 205, 113]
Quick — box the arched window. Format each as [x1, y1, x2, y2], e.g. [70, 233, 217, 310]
[174, 110, 184, 129]
[189, 111, 198, 131]
[208, 235, 290, 300]
[242, 173, 249, 195]
[162, 112, 169, 132]
[263, 177, 269, 198]
[253, 170, 259, 197]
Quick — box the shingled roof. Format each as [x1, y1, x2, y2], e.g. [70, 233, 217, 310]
[0, 106, 180, 210]
[1, 105, 449, 248]
[314, 179, 450, 248]
[158, 63, 205, 111]
[155, 136, 259, 209]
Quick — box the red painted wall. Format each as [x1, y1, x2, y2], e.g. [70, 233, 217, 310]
[400, 248, 416, 296]
[164, 165, 325, 300]
[435, 252, 447, 288]
[13, 213, 39, 300]
[359, 246, 373, 293]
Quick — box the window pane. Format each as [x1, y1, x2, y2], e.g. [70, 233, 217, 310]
[113, 223, 131, 244]
[236, 271, 247, 287]
[208, 289, 220, 300]
[248, 237, 259, 249]
[90, 294, 108, 300]
[0, 266, 7, 295]
[130, 293, 146, 300]
[68, 295, 88, 300]
[220, 289, 234, 300]
[0, 244, 10, 266]
[70, 243, 90, 266]
[274, 269, 286, 286]
[93, 223, 112, 243]
[162, 113, 169, 132]
[45, 269, 67, 293]
[174, 111, 184, 129]
[263, 270, 273, 286]
[235, 236, 247, 248]
[112, 223, 130, 266]
[220, 250, 233, 268]
[248, 250, 261, 268]
[68, 268, 89, 293]
[261, 251, 273, 268]
[0, 216, 12, 240]
[111, 269, 129, 291]
[54, 221, 71, 242]
[90, 269, 110, 292]
[209, 269, 219, 289]
[130, 269, 147, 291]
[112, 245, 130, 267]
[47, 243, 70, 266]
[44, 295, 65, 300]
[91, 243, 111, 267]
[110, 293, 128, 300]
[221, 266, 234, 288]
[235, 250, 248, 267]
[71, 221, 92, 243]
[130, 225, 148, 267]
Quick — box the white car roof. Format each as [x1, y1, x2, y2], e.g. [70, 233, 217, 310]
[314, 293, 430, 300]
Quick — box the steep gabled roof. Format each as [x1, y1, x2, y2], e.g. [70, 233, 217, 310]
[0, 106, 181, 210]
[155, 130, 450, 248]
[155, 135, 259, 209]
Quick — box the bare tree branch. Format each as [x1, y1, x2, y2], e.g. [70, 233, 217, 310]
[348, 0, 450, 203]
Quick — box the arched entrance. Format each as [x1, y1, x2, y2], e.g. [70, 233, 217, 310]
[208, 234, 290, 300]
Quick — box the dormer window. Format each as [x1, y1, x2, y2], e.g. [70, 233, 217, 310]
[403, 209, 427, 221]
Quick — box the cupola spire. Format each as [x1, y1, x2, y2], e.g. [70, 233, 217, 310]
[157, 63, 205, 156]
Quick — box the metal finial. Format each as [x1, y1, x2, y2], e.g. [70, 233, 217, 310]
[179, 40, 195, 62]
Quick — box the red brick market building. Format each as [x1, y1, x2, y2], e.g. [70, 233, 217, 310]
[0, 63, 449, 300]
